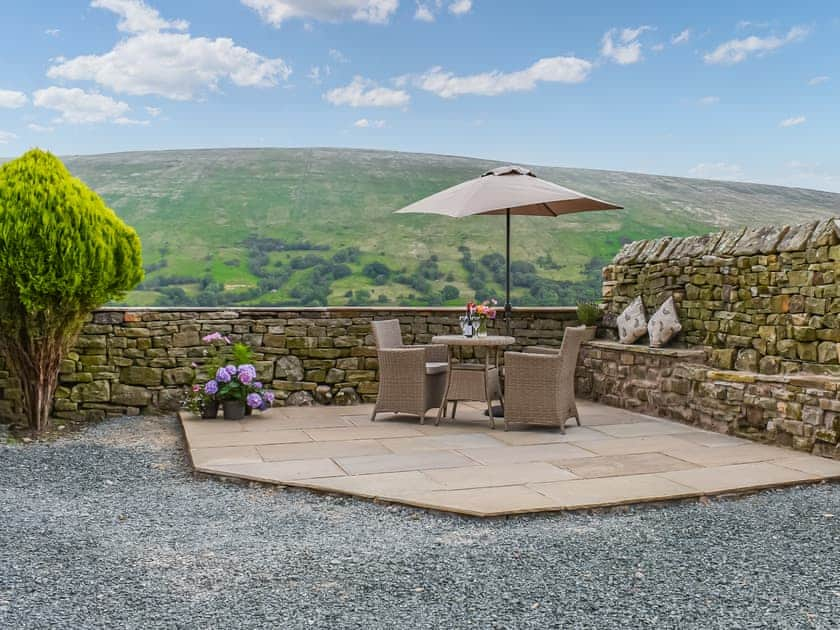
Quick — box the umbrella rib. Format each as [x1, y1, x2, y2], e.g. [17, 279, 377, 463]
[543, 202, 558, 216]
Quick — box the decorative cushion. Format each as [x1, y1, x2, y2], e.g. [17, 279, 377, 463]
[425, 362, 449, 375]
[617, 297, 647, 344]
[647, 297, 682, 347]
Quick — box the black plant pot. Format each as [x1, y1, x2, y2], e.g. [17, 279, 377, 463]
[222, 400, 246, 420]
[201, 400, 219, 419]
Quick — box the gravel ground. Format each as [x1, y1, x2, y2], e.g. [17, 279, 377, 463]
[1, 416, 839, 630]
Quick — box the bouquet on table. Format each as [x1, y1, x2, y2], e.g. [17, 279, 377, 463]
[460, 299, 498, 337]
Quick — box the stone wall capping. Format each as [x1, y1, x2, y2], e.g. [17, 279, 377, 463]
[585, 340, 707, 360]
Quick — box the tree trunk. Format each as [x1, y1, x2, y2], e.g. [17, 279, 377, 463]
[4, 335, 63, 433]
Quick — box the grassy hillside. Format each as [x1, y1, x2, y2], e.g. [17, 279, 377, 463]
[50, 148, 840, 307]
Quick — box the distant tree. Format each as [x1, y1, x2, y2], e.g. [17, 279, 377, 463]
[0, 150, 143, 432]
[332, 246, 361, 263]
[440, 285, 460, 302]
[363, 261, 391, 280]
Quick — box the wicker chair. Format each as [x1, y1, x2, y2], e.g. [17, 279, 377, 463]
[370, 319, 449, 423]
[502, 325, 588, 432]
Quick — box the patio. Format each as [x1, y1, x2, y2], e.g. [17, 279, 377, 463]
[179, 401, 840, 517]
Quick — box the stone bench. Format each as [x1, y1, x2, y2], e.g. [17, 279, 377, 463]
[576, 339, 840, 459]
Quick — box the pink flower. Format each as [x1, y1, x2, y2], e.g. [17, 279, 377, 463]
[202, 332, 223, 343]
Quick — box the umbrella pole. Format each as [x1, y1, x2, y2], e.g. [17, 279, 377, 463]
[504, 209, 511, 332]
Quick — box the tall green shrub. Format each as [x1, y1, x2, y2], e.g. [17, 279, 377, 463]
[0, 149, 143, 432]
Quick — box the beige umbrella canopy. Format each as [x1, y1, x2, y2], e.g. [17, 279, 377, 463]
[396, 165, 623, 317]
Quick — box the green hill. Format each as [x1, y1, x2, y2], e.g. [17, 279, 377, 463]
[49, 148, 840, 307]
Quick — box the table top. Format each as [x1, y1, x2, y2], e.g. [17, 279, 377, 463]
[431, 334, 516, 347]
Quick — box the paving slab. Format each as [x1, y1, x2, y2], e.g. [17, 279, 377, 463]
[257, 439, 390, 462]
[188, 429, 311, 449]
[422, 462, 578, 490]
[334, 450, 477, 475]
[659, 462, 819, 494]
[530, 474, 697, 509]
[179, 403, 838, 517]
[557, 452, 698, 479]
[210, 459, 345, 482]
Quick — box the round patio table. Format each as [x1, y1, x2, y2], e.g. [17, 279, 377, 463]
[430, 334, 515, 429]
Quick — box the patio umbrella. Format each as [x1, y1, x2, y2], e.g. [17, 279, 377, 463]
[395, 165, 623, 322]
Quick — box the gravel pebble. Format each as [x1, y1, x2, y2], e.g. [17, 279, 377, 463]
[1, 416, 839, 629]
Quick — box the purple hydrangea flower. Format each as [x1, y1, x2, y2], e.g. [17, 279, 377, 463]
[215, 367, 231, 383]
[246, 393, 263, 409]
[225, 364, 237, 376]
[264, 391, 275, 404]
[204, 380, 219, 395]
[238, 364, 257, 377]
[239, 370, 253, 385]
[252, 381, 263, 390]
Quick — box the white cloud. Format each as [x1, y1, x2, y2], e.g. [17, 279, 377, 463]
[114, 116, 149, 125]
[353, 118, 385, 128]
[0, 89, 28, 109]
[601, 25, 653, 65]
[651, 43, 665, 52]
[33, 86, 131, 124]
[671, 29, 690, 45]
[785, 160, 840, 193]
[241, 0, 398, 26]
[689, 162, 744, 180]
[704, 26, 808, 65]
[329, 48, 349, 63]
[49, 31, 290, 101]
[808, 75, 829, 86]
[145, 105, 161, 116]
[414, 3, 436, 21]
[449, 0, 471, 15]
[698, 95, 720, 105]
[91, 0, 188, 33]
[414, 55, 592, 98]
[780, 115, 806, 128]
[45, 28, 61, 36]
[27, 123, 55, 133]
[324, 76, 410, 107]
[47, 1, 290, 101]
[0, 131, 17, 144]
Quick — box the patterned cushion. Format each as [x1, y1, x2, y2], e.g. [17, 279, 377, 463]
[647, 297, 682, 347]
[617, 297, 647, 344]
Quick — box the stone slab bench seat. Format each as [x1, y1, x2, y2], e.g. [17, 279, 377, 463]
[584, 340, 708, 361]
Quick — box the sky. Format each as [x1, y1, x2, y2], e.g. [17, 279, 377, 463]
[1, 0, 838, 191]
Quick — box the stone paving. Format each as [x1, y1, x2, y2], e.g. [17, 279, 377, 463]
[179, 401, 840, 516]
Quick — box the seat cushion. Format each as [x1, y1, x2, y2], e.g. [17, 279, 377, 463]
[617, 296, 647, 344]
[647, 296, 682, 347]
[425, 362, 448, 375]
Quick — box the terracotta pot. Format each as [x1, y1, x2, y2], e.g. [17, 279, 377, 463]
[222, 400, 246, 420]
[580, 326, 597, 342]
[200, 400, 219, 419]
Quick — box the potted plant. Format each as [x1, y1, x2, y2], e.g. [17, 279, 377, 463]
[576, 301, 601, 341]
[182, 333, 274, 420]
[206, 364, 275, 420]
[182, 383, 219, 419]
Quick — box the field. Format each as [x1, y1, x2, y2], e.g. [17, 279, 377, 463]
[54, 148, 840, 307]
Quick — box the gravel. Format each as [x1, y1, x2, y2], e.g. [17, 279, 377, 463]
[1, 416, 839, 630]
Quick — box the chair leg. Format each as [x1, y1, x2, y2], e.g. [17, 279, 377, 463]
[370, 405, 378, 422]
[451, 400, 458, 418]
[573, 403, 581, 426]
[419, 408, 426, 425]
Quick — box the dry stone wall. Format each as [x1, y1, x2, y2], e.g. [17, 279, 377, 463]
[577, 341, 839, 459]
[603, 218, 840, 376]
[0, 307, 577, 424]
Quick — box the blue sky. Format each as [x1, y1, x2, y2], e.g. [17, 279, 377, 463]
[1, 0, 838, 190]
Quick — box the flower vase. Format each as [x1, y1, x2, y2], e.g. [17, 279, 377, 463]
[222, 400, 246, 420]
[477, 318, 488, 337]
[200, 400, 219, 419]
